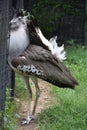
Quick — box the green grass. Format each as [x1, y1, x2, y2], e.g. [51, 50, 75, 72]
[38, 46, 87, 130]
[9, 46, 87, 130]
[15, 74, 27, 99]
[4, 88, 18, 130]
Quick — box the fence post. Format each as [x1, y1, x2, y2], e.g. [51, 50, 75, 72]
[0, 0, 11, 129]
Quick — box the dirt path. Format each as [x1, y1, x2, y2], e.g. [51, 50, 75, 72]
[17, 79, 55, 130]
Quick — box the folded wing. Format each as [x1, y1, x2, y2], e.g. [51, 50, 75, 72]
[11, 45, 78, 89]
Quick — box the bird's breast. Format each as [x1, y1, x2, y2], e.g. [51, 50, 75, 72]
[9, 26, 29, 57]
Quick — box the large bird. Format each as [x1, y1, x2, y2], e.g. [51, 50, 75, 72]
[8, 10, 78, 125]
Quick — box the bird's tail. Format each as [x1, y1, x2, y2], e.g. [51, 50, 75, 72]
[30, 18, 66, 62]
[49, 36, 66, 62]
[35, 27, 66, 62]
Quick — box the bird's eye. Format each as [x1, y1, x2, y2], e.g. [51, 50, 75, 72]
[18, 17, 22, 20]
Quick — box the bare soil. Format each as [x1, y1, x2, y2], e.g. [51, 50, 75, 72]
[17, 79, 55, 130]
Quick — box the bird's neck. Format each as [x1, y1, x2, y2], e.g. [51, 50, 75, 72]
[8, 25, 29, 61]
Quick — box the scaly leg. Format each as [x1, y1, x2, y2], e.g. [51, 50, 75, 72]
[21, 76, 33, 125]
[31, 76, 40, 116]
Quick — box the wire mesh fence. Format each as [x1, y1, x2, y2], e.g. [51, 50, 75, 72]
[56, 15, 84, 44]
[0, 0, 24, 128]
[24, 0, 84, 45]
[0, 0, 13, 128]
[12, 0, 84, 44]
[0, 0, 85, 129]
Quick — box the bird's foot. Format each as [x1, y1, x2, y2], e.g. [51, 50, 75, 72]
[21, 116, 34, 125]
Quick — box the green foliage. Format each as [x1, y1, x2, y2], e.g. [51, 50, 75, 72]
[38, 46, 87, 130]
[15, 74, 27, 99]
[67, 39, 76, 45]
[4, 88, 18, 130]
[33, 0, 83, 38]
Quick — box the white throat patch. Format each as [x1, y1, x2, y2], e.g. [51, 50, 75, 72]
[9, 25, 29, 57]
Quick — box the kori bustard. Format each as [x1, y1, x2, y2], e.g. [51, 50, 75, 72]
[8, 10, 78, 125]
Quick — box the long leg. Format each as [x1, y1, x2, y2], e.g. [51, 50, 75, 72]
[30, 76, 40, 116]
[21, 76, 33, 125]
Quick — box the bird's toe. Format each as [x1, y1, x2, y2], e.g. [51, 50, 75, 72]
[21, 116, 34, 125]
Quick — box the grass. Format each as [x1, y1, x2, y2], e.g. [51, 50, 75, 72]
[15, 74, 27, 99]
[7, 46, 87, 130]
[4, 88, 18, 130]
[38, 46, 87, 130]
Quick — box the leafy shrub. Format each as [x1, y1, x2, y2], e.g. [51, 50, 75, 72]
[32, 0, 83, 38]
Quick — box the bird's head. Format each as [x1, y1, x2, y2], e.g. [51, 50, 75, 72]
[9, 10, 30, 31]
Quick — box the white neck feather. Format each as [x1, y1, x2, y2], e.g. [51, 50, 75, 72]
[8, 25, 29, 60]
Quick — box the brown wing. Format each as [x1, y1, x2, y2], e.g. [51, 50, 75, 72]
[27, 17, 50, 50]
[12, 45, 78, 89]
